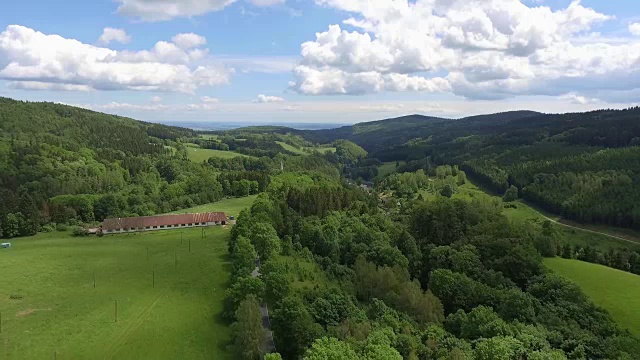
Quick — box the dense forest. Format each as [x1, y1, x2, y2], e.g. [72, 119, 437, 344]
[226, 172, 639, 359]
[298, 108, 640, 230]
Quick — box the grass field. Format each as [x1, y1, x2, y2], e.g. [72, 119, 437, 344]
[186, 147, 249, 162]
[275, 141, 336, 155]
[376, 162, 404, 179]
[544, 257, 640, 336]
[168, 195, 258, 218]
[0, 227, 233, 360]
[417, 180, 640, 251]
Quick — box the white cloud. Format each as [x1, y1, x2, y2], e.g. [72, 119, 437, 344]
[150, 96, 162, 102]
[291, 0, 638, 100]
[560, 93, 599, 104]
[172, 33, 207, 49]
[249, 0, 285, 6]
[8, 81, 93, 91]
[201, 96, 219, 103]
[630, 23, 640, 36]
[0, 25, 230, 94]
[98, 28, 131, 45]
[255, 94, 285, 103]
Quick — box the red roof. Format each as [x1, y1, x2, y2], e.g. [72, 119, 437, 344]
[102, 212, 226, 231]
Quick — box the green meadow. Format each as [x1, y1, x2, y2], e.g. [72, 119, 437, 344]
[186, 147, 249, 162]
[376, 162, 404, 179]
[417, 179, 640, 251]
[0, 197, 257, 359]
[275, 141, 336, 155]
[544, 257, 640, 336]
[0, 227, 232, 360]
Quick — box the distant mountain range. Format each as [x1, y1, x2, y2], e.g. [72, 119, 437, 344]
[158, 121, 350, 131]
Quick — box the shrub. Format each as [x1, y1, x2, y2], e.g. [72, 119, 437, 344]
[72, 227, 89, 237]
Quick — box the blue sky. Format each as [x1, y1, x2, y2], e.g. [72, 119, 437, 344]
[1, 0, 639, 124]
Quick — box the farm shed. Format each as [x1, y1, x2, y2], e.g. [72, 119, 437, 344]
[102, 212, 227, 234]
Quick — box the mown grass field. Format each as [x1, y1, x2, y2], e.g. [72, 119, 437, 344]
[186, 147, 249, 162]
[0, 227, 233, 360]
[168, 195, 258, 218]
[544, 257, 640, 336]
[275, 141, 336, 155]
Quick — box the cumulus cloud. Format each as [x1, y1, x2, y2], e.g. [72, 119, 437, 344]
[255, 94, 285, 103]
[98, 28, 131, 45]
[630, 23, 640, 36]
[172, 33, 207, 49]
[0, 25, 230, 94]
[290, 0, 638, 100]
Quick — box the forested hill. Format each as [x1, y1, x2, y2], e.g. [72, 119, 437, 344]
[0, 97, 303, 239]
[301, 111, 541, 152]
[0, 97, 195, 151]
[318, 106, 640, 230]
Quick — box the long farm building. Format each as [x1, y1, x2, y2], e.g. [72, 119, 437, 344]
[102, 212, 227, 234]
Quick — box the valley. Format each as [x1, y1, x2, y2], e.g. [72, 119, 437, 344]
[1, 98, 640, 359]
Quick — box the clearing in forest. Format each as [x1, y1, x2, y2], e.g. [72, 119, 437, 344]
[275, 141, 336, 155]
[544, 257, 640, 336]
[186, 147, 250, 162]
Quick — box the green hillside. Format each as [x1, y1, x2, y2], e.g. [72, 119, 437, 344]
[307, 107, 640, 232]
[544, 257, 640, 335]
[0, 98, 269, 239]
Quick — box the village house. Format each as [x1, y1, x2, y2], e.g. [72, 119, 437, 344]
[101, 212, 227, 234]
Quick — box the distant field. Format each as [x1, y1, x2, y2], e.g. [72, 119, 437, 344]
[544, 257, 640, 336]
[186, 147, 248, 162]
[168, 195, 258, 217]
[418, 180, 640, 251]
[276, 141, 307, 155]
[275, 141, 336, 155]
[0, 227, 233, 360]
[198, 134, 218, 141]
[376, 161, 404, 178]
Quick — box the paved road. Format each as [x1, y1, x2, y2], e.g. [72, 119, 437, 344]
[251, 259, 276, 354]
